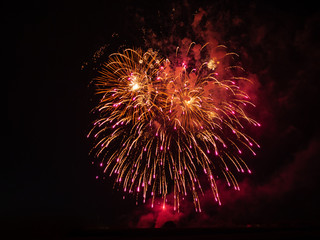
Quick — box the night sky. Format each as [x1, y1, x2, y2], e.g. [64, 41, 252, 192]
[5, 0, 320, 238]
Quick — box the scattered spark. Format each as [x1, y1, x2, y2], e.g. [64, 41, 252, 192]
[89, 44, 259, 212]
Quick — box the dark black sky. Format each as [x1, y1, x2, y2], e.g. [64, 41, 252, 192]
[5, 0, 320, 238]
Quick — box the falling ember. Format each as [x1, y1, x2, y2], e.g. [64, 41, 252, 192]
[89, 43, 260, 212]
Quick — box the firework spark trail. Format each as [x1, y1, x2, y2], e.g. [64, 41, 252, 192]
[88, 43, 260, 212]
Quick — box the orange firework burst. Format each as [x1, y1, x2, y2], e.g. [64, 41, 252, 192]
[88, 43, 260, 212]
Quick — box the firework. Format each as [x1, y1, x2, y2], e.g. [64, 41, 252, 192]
[88, 43, 260, 212]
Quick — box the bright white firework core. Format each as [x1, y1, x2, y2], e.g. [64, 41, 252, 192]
[131, 82, 140, 91]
